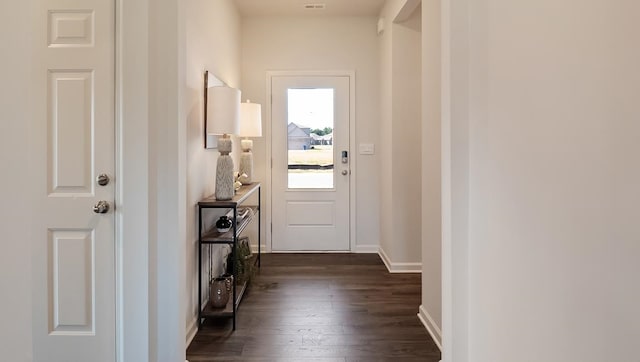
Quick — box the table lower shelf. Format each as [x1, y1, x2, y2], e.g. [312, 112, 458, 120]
[198, 255, 258, 329]
[200, 279, 249, 319]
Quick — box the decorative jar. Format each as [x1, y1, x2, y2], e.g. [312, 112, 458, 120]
[209, 276, 230, 308]
[216, 216, 232, 233]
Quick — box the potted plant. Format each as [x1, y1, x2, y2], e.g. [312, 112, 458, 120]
[226, 236, 254, 284]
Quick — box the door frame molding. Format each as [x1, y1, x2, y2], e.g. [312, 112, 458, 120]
[115, 0, 187, 360]
[265, 70, 357, 253]
[115, 0, 150, 360]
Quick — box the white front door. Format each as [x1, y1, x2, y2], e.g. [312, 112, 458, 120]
[31, 0, 116, 360]
[271, 75, 351, 251]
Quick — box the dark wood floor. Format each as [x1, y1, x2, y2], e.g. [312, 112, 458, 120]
[187, 253, 441, 362]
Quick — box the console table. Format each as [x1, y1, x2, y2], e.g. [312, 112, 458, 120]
[197, 183, 261, 330]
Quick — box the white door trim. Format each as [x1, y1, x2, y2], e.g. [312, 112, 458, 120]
[441, 0, 469, 360]
[116, 0, 150, 360]
[265, 70, 357, 253]
[115, 0, 187, 360]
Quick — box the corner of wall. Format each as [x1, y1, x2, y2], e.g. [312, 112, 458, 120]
[378, 246, 422, 273]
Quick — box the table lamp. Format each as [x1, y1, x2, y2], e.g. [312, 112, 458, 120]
[238, 100, 262, 184]
[207, 86, 240, 200]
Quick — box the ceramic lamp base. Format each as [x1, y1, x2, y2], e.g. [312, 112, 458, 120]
[240, 139, 253, 152]
[215, 137, 235, 200]
[239, 151, 253, 184]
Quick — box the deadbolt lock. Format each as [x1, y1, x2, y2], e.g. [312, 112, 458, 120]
[96, 173, 110, 186]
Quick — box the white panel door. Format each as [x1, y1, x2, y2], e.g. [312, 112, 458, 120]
[31, 0, 115, 360]
[271, 76, 350, 251]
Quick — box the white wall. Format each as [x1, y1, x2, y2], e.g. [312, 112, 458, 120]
[241, 15, 381, 252]
[442, 0, 471, 359]
[446, 0, 640, 361]
[182, 0, 242, 344]
[378, 0, 423, 270]
[420, 0, 442, 347]
[392, 5, 422, 266]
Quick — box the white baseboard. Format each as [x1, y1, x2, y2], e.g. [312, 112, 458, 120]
[378, 247, 422, 273]
[258, 244, 380, 254]
[185, 317, 198, 348]
[251, 243, 267, 254]
[354, 244, 379, 253]
[418, 304, 442, 351]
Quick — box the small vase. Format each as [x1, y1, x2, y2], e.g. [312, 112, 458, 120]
[209, 277, 230, 308]
[216, 216, 232, 233]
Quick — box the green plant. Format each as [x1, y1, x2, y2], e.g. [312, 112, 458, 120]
[234, 236, 254, 283]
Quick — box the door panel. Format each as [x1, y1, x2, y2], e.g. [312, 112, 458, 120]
[33, 0, 115, 360]
[271, 76, 350, 251]
[286, 201, 335, 226]
[48, 70, 94, 194]
[49, 229, 94, 334]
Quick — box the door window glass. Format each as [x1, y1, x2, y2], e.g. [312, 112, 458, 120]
[286, 88, 334, 189]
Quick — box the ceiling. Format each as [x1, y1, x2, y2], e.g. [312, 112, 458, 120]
[235, 0, 386, 17]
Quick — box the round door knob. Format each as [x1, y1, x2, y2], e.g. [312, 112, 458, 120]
[93, 200, 110, 214]
[341, 170, 348, 175]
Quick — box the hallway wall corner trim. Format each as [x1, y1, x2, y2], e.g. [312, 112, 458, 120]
[378, 247, 422, 273]
[419, 304, 443, 351]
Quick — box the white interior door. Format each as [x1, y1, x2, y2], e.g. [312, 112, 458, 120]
[271, 75, 350, 251]
[31, 0, 116, 360]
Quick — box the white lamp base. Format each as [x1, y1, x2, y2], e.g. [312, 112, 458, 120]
[238, 138, 254, 184]
[239, 152, 253, 184]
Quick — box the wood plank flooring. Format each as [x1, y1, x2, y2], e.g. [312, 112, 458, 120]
[187, 253, 441, 362]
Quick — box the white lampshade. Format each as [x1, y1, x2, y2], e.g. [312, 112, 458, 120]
[239, 100, 262, 138]
[207, 86, 240, 135]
